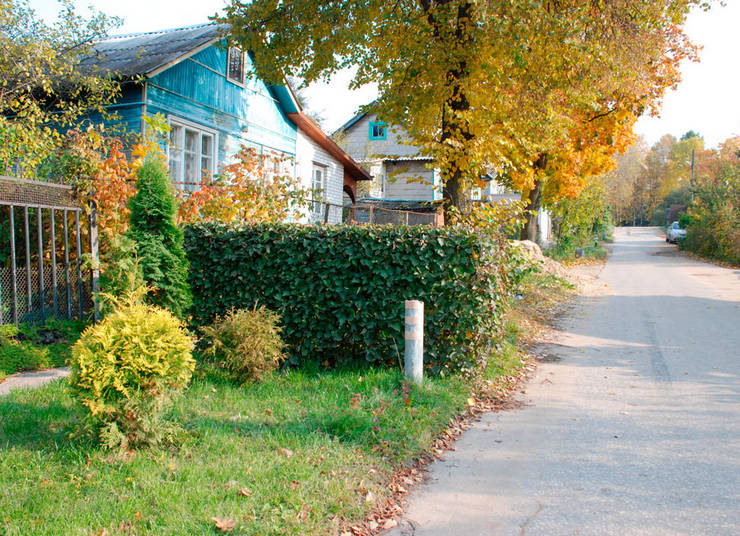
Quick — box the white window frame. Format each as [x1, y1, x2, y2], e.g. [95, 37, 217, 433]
[166, 116, 218, 192]
[311, 163, 327, 220]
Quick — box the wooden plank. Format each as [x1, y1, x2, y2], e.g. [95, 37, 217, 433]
[89, 202, 100, 321]
[37, 208, 45, 324]
[50, 209, 58, 319]
[23, 207, 31, 321]
[63, 210, 71, 321]
[9, 206, 18, 326]
[75, 211, 83, 319]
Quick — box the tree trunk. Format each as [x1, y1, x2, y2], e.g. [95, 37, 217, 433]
[422, 1, 474, 225]
[520, 153, 548, 241]
[443, 172, 466, 219]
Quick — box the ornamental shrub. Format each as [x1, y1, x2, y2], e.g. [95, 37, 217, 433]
[128, 158, 191, 317]
[200, 306, 285, 383]
[186, 224, 523, 374]
[682, 171, 740, 265]
[69, 297, 195, 450]
[0, 325, 50, 379]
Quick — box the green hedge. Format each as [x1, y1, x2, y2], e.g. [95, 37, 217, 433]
[185, 224, 524, 374]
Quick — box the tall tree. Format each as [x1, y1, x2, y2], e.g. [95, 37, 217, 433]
[220, 0, 701, 231]
[128, 158, 191, 317]
[0, 0, 120, 176]
[602, 139, 649, 225]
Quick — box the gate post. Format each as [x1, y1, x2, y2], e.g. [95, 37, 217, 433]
[404, 300, 424, 385]
[89, 201, 100, 321]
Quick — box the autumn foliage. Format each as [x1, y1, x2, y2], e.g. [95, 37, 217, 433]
[177, 146, 311, 225]
[221, 0, 702, 237]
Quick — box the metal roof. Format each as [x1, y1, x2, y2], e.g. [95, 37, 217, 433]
[80, 23, 228, 78]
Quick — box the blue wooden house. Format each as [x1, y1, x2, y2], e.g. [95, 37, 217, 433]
[83, 23, 370, 223]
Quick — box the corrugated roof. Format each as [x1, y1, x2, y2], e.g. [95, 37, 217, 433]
[80, 23, 228, 77]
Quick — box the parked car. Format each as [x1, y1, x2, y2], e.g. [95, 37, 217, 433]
[666, 221, 686, 243]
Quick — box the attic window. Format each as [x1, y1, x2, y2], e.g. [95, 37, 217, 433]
[369, 121, 387, 140]
[227, 47, 244, 84]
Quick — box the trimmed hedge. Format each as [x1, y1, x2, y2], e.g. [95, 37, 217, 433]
[185, 224, 524, 374]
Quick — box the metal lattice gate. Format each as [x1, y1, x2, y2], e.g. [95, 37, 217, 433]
[0, 176, 99, 325]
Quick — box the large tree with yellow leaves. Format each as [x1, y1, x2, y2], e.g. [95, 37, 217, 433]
[220, 0, 704, 237]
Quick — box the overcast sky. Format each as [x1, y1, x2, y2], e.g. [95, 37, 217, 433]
[30, 0, 740, 147]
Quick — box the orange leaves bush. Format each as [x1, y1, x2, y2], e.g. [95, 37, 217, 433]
[178, 146, 311, 225]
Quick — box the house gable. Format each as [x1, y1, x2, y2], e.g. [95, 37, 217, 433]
[85, 24, 371, 223]
[339, 113, 421, 162]
[146, 42, 297, 162]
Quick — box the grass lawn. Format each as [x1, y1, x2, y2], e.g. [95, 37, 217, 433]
[0, 270, 570, 536]
[1, 365, 478, 535]
[0, 320, 87, 381]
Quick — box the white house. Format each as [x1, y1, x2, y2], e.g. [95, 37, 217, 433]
[335, 108, 551, 241]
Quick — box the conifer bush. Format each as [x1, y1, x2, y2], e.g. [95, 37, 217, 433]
[200, 306, 285, 384]
[128, 158, 191, 317]
[69, 291, 195, 450]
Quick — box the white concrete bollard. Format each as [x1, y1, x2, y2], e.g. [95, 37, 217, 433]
[404, 300, 424, 385]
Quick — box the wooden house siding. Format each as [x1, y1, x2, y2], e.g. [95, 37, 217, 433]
[340, 113, 420, 162]
[145, 43, 297, 162]
[385, 161, 436, 201]
[97, 40, 297, 165]
[295, 129, 343, 224]
[85, 84, 143, 135]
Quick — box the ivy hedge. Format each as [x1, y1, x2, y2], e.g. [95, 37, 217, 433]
[185, 224, 527, 374]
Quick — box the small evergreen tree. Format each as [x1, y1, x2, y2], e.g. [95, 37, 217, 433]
[128, 158, 191, 316]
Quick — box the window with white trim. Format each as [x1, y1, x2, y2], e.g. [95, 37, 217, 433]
[227, 47, 245, 84]
[311, 164, 327, 219]
[168, 121, 216, 191]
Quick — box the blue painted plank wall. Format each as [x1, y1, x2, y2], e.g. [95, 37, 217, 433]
[146, 41, 297, 162]
[85, 84, 143, 137]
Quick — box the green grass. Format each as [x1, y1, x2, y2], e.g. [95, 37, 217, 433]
[0, 320, 87, 381]
[0, 269, 573, 535]
[544, 242, 608, 262]
[0, 366, 473, 535]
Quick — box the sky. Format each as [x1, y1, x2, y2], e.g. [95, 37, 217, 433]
[30, 0, 740, 147]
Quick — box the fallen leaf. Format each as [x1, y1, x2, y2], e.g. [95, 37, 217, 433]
[211, 517, 236, 532]
[237, 487, 252, 497]
[277, 447, 294, 458]
[289, 480, 301, 489]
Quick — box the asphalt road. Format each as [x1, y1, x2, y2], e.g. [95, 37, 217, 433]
[387, 227, 740, 536]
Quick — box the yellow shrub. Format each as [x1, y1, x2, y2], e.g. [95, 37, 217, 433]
[70, 302, 194, 449]
[201, 307, 284, 384]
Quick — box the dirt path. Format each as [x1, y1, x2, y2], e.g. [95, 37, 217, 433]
[0, 367, 69, 396]
[387, 227, 740, 536]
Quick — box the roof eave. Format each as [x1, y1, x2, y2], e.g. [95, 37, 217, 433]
[287, 112, 372, 182]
